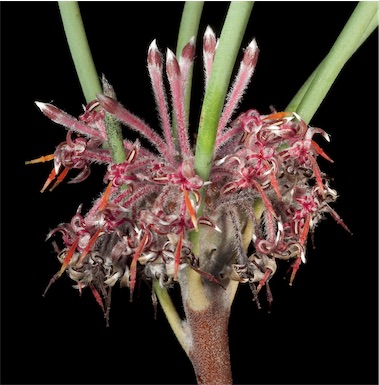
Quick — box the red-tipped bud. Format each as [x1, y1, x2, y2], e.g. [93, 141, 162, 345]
[181, 36, 195, 61]
[35, 101, 62, 121]
[243, 38, 259, 67]
[147, 39, 163, 68]
[166, 48, 181, 78]
[203, 26, 217, 54]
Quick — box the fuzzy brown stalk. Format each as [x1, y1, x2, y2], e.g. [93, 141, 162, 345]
[182, 275, 234, 385]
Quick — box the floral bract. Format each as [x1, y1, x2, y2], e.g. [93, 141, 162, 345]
[29, 27, 349, 323]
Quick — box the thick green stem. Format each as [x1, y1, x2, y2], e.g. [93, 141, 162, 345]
[174, 2, 204, 138]
[176, 2, 204, 57]
[287, 6, 378, 116]
[147, 4, 206, 362]
[58, 2, 102, 103]
[194, 1, 254, 183]
[153, 280, 188, 354]
[59, 3, 126, 163]
[288, 1, 378, 124]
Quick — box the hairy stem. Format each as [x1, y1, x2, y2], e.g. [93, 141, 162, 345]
[185, 283, 233, 385]
[102, 78, 127, 163]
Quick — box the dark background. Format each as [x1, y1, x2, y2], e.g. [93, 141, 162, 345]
[1, 2, 378, 384]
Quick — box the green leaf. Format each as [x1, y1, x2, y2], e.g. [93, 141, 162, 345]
[287, 1, 379, 123]
[58, 2, 102, 103]
[194, 2, 254, 183]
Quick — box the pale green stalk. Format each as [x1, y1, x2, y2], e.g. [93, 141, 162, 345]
[176, 1, 204, 115]
[58, 2, 126, 164]
[286, 8, 378, 114]
[194, 1, 254, 183]
[153, 280, 189, 354]
[288, 1, 379, 124]
[153, 2, 205, 337]
[58, 2, 102, 103]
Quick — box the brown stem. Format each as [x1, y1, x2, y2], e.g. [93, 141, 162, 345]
[184, 279, 233, 385]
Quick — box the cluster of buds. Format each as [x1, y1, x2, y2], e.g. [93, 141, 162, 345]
[28, 27, 349, 322]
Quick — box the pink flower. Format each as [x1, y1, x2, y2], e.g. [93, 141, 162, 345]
[28, 27, 350, 324]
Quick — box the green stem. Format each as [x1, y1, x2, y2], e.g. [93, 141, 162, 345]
[102, 78, 127, 164]
[194, 1, 254, 183]
[174, 2, 204, 138]
[104, 113, 127, 163]
[190, 1, 254, 256]
[287, 1, 378, 124]
[59, 3, 126, 163]
[58, 2, 102, 103]
[287, 6, 378, 115]
[153, 280, 188, 354]
[150, 3, 205, 358]
[176, 2, 204, 57]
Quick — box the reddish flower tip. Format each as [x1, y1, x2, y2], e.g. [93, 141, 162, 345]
[166, 48, 180, 78]
[181, 37, 195, 61]
[35, 101, 60, 121]
[203, 26, 217, 53]
[148, 39, 162, 68]
[243, 38, 259, 67]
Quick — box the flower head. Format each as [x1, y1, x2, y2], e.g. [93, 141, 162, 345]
[29, 27, 350, 323]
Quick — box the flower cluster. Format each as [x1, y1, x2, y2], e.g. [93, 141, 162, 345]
[29, 27, 349, 321]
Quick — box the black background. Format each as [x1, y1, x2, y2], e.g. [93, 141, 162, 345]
[1, 2, 378, 384]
